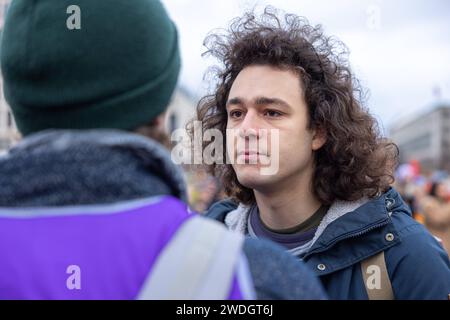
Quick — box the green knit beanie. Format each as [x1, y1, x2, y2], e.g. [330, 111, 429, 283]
[0, 0, 181, 136]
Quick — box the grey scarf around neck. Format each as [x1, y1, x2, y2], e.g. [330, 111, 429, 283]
[0, 129, 188, 207]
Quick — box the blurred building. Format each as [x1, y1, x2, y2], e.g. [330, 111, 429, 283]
[165, 86, 197, 134]
[389, 104, 450, 172]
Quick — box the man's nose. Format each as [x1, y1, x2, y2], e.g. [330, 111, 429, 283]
[238, 110, 260, 138]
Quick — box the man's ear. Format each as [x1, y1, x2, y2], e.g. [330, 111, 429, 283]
[312, 127, 327, 151]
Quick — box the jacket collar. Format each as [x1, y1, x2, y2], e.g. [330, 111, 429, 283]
[220, 188, 406, 249]
[306, 192, 390, 255]
[303, 188, 407, 275]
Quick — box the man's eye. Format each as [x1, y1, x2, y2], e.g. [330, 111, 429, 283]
[264, 110, 282, 117]
[229, 110, 243, 118]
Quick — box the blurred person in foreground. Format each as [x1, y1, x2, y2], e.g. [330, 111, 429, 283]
[0, 0, 326, 300]
[194, 8, 450, 299]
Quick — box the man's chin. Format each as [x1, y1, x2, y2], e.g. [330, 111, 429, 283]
[235, 168, 276, 190]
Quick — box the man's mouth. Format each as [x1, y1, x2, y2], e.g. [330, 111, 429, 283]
[236, 150, 269, 163]
[238, 151, 261, 156]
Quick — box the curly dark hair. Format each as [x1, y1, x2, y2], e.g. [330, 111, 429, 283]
[189, 7, 398, 206]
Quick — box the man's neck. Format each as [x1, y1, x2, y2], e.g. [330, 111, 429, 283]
[253, 169, 322, 230]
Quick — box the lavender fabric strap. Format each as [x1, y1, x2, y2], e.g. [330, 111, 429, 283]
[137, 216, 250, 300]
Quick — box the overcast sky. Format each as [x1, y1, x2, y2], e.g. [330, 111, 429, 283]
[161, 0, 450, 133]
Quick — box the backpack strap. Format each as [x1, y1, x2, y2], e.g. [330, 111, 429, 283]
[137, 216, 248, 300]
[361, 251, 394, 300]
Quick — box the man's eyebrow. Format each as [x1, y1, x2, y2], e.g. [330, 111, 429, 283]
[226, 97, 242, 107]
[226, 96, 292, 109]
[254, 96, 292, 109]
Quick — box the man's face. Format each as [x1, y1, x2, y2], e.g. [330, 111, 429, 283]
[226, 65, 325, 192]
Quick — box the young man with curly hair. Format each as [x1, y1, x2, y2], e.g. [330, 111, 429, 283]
[194, 8, 450, 299]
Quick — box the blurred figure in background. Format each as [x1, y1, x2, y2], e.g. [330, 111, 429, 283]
[187, 167, 226, 213]
[394, 160, 450, 255]
[418, 181, 450, 255]
[393, 160, 428, 223]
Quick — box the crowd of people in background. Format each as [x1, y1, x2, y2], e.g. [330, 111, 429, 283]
[394, 160, 450, 254]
